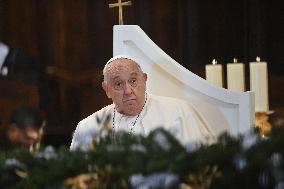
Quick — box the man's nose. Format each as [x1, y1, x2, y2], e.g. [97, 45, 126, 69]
[26, 131, 39, 141]
[124, 82, 133, 94]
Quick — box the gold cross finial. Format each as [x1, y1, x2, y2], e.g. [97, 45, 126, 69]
[109, 0, 132, 25]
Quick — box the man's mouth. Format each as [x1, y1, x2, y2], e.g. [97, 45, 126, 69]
[123, 99, 136, 103]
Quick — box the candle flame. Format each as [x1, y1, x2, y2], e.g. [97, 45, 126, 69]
[233, 58, 238, 63]
[256, 56, 261, 62]
[212, 59, 217, 65]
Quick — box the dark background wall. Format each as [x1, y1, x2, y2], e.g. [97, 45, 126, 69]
[0, 0, 284, 146]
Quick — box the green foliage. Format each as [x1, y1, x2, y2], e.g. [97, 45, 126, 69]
[1, 127, 284, 188]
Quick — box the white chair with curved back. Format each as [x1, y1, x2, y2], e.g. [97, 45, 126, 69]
[112, 25, 255, 137]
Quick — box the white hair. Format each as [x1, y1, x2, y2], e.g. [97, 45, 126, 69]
[103, 54, 143, 82]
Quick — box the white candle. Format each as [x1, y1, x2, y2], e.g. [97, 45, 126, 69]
[206, 59, 223, 87]
[227, 58, 245, 92]
[249, 57, 269, 112]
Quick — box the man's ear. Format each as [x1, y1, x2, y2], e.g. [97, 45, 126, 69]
[102, 81, 111, 98]
[143, 73, 148, 82]
[7, 123, 20, 140]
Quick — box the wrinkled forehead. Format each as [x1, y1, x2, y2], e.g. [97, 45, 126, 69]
[105, 59, 142, 79]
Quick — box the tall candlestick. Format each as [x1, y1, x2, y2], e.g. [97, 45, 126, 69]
[250, 57, 269, 112]
[206, 59, 223, 87]
[227, 58, 245, 92]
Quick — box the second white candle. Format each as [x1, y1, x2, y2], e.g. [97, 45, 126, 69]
[227, 61, 245, 92]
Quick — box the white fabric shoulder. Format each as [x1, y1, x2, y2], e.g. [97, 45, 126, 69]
[144, 94, 216, 145]
[140, 94, 190, 134]
[70, 104, 114, 151]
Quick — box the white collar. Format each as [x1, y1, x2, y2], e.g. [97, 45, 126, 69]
[0, 42, 9, 69]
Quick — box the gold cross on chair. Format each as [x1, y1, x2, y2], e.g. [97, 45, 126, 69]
[109, 0, 132, 25]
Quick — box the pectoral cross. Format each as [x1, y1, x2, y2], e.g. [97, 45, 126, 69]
[109, 0, 132, 25]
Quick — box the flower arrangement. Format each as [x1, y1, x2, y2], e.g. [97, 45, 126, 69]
[1, 127, 284, 189]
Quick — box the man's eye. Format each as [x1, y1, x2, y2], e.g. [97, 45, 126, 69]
[130, 79, 137, 83]
[115, 82, 123, 87]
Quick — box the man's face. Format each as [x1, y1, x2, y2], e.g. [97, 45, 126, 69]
[102, 59, 147, 116]
[16, 124, 40, 148]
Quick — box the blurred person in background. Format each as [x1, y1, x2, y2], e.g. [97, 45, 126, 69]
[0, 105, 45, 151]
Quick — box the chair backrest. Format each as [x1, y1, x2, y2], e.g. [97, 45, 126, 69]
[113, 25, 255, 136]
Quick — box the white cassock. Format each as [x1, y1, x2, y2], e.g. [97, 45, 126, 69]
[70, 94, 216, 151]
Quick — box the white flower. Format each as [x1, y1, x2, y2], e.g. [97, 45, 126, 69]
[36, 145, 58, 160]
[130, 144, 147, 153]
[184, 142, 201, 153]
[153, 132, 171, 151]
[233, 155, 247, 171]
[129, 174, 144, 187]
[129, 172, 179, 189]
[4, 158, 26, 169]
[242, 129, 260, 150]
[270, 153, 282, 168]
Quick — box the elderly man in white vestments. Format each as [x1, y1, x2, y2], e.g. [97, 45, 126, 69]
[70, 55, 216, 151]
